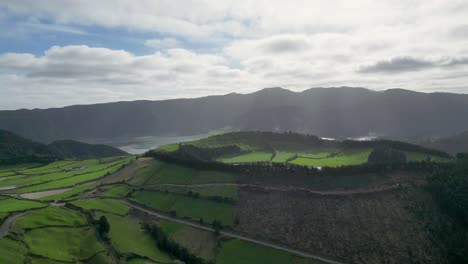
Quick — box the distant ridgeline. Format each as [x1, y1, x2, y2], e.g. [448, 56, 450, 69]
[0, 129, 128, 164]
[155, 131, 451, 163]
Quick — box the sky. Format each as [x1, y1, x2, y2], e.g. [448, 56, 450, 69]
[1, 0, 468, 110]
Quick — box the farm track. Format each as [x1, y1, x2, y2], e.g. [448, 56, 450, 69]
[122, 200, 345, 264]
[0, 212, 26, 238]
[143, 182, 404, 196]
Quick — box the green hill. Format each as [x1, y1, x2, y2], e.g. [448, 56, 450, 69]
[157, 131, 451, 167]
[0, 129, 128, 164]
[0, 129, 56, 164]
[48, 140, 128, 160]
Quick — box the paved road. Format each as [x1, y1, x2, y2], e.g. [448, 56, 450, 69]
[0, 212, 26, 238]
[122, 200, 345, 264]
[144, 182, 401, 196]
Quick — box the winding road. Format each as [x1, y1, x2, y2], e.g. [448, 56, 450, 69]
[0, 212, 26, 238]
[122, 200, 345, 264]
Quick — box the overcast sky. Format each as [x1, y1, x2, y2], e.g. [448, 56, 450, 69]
[1, 0, 468, 109]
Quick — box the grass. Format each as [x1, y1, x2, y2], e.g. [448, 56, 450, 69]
[151, 185, 239, 200]
[216, 239, 321, 264]
[132, 191, 234, 225]
[0, 238, 27, 264]
[159, 219, 217, 261]
[96, 213, 172, 263]
[0, 198, 46, 213]
[14, 207, 87, 229]
[40, 184, 95, 201]
[141, 161, 237, 185]
[71, 199, 129, 216]
[99, 184, 131, 198]
[290, 149, 371, 167]
[24, 227, 104, 262]
[219, 151, 273, 163]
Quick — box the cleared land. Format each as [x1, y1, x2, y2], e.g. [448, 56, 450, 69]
[71, 198, 130, 216]
[132, 190, 234, 225]
[14, 207, 87, 229]
[0, 198, 46, 213]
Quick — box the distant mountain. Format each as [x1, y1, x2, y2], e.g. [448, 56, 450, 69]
[424, 131, 468, 155]
[0, 129, 128, 164]
[1, 87, 468, 143]
[48, 140, 128, 160]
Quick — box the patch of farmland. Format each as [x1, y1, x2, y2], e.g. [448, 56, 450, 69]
[14, 207, 87, 229]
[98, 184, 131, 198]
[142, 162, 236, 185]
[290, 149, 371, 167]
[96, 213, 172, 263]
[159, 219, 217, 261]
[151, 185, 239, 201]
[0, 238, 28, 264]
[216, 239, 322, 264]
[0, 198, 46, 213]
[219, 151, 273, 163]
[71, 199, 130, 216]
[24, 227, 104, 262]
[40, 184, 95, 201]
[131, 191, 234, 225]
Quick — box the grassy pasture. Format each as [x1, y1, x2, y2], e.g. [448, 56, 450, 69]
[24, 227, 104, 262]
[219, 151, 273, 163]
[71, 198, 129, 215]
[141, 161, 237, 185]
[216, 239, 322, 264]
[151, 185, 239, 201]
[290, 149, 371, 167]
[0, 163, 41, 172]
[159, 219, 217, 261]
[0, 238, 27, 264]
[132, 191, 234, 225]
[14, 207, 87, 229]
[96, 213, 172, 263]
[10, 162, 128, 193]
[40, 184, 95, 201]
[99, 184, 131, 198]
[0, 198, 46, 213]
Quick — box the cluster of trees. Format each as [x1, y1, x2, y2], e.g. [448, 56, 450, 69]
[367, 147, 407, 165]
[175, 144, 245, 161]
[428, 156, 468, 263]
[143, 223, 205, 264]
[96, 216, 110, 238]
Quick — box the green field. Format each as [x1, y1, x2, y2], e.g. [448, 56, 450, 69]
[98, 184, 131, 198]
[159, 219, 217, 261]
[151, 185, 239, 200]
[132, 191, 234, 225]
[0, 198, 46, 213]
[71, 199, 129, 216]
[96, 213, 172, 263]
[220, 151, 273, 163]
[14, 207, 87, 229]
[0, 238, 28, 264]
[216, 239, 320, 264]
[134, 161, 237, 185]
[41, 184, 95, 201]
[24, 227, 104, 262]
[290, 149, 371, 167]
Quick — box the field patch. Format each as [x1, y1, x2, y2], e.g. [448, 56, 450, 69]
[14, 207, 87, 229]
[160, 219, 217, 261]
[71, 199, 129, 215]
[132, 191, 234, 225]
[290, 149, 371, 167]
[0, 238, 27, 264]
[216, 239, 320, 264]
[0, 198, 46, 213]
[40, 184, 95, 201]
[151, 185, 238, 201]
[219, 151, 273, 163]
[24, 227, 104, 262]
[141, 162, 236, 185]
[97, 213, 172, 263]
[99, 184, 131, 198]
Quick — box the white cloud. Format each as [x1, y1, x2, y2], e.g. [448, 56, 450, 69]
[1, 1, 468, 109]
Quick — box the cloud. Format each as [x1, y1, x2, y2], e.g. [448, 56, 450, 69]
[144, 38, 180, 50]
[359, 57, 435, 73]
